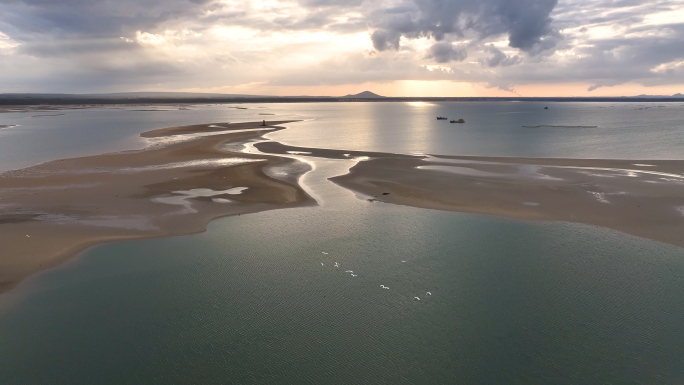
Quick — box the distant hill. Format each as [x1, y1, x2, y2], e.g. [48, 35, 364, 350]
[2, 91, 683, 107]
[341, 91, 385, 99]
[628, 93, 684, 99]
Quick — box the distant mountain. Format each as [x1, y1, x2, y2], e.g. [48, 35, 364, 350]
[628, 93, 684, 99]
[341, 91, 385, 99]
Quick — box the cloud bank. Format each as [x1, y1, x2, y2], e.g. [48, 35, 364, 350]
[0, 0, 682, 94]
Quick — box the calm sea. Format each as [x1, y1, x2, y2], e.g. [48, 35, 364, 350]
[1, 102, 683, 383]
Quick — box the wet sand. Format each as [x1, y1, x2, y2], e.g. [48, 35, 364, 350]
[141, 121, 294, 138]
[256, 142, 684, 249]
[0, 121, 312, 294]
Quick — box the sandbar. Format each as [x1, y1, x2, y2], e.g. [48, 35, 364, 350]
[334, 155, 684, 248]
[255, 142, 684, 249]
[0, 121, 311, 294]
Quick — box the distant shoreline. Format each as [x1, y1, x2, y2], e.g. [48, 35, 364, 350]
[2, 96, 684, 111]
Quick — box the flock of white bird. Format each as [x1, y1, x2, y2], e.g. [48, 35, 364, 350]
[321, 251, 432, 301]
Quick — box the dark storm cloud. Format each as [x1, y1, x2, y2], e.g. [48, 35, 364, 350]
[370, 29, 400, 51]
[425, 42, 467, 63]
[580, 32, 684, 90]
[0, 0, 214, 37]
[0, 0, 217, 59]
[480, 45, 521, 67]
[370, 0, 560, 54]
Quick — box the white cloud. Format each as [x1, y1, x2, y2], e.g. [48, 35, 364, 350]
[651, 60, 684, 74]
[0, 31, 19, 52]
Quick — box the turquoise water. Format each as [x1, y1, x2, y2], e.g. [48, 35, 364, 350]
[1, 103, 684, 383]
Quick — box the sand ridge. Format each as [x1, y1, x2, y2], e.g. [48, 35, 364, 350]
[0, 121, 312, 294]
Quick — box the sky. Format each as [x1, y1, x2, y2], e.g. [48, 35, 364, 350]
[0, 0, 683, 97]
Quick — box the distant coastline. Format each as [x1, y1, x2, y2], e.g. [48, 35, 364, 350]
[2, 94, 684, 110]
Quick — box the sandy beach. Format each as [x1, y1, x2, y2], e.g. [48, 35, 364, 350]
[0, 121, 312, 294]
[256, 141, 684, 249]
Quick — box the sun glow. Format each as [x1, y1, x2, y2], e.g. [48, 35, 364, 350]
[406, 101, 435, 107]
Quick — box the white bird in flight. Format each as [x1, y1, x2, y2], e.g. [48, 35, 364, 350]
[426, 292, 432, 295]
[380, 285, 389, 290]
[350, 274, 358, 277]
[322, 252, 328, 255]
[334, 262, 339, 268]
[401, 260, 406, 263]
[345, 270, 353, 273]
[320, 263, 324, 266]
[414, 297, 420, 301]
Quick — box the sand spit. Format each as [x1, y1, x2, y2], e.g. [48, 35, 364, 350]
[333, 154, 684, 248]
[255, 142, 684, 249]
[142, 120, 298, 138]
[254, 141, 418, 160]
[521, 125, 598, 128]
[0, 121, 311, 294]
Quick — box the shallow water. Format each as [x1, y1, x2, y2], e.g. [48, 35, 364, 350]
[0, 105, 302, 172]
[1, 101, 683, 173]
[264, 101, 684, 159]
[1, 102, 684, 383]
